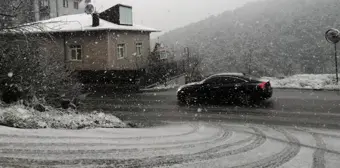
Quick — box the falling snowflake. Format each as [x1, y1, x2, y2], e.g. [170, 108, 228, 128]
[197, 108, 202, 113]
[7, 72, 13, 78]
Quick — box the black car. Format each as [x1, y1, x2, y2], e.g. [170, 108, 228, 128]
[177, 73, 273, 104]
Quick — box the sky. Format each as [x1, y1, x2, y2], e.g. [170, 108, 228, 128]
[94, 0, 257, 38]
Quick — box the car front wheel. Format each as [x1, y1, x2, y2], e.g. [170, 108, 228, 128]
[178, 93, 196, 105]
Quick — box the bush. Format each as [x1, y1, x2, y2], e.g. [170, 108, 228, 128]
[0, 35, 80, 105]
[1, 1, 81, 105]
[0, 105, 126, 129]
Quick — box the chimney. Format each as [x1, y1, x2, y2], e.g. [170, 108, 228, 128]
[92, 13, 100, 27]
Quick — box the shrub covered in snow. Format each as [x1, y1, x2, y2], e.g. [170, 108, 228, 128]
[0, 105, 126, 129]
[144, 83, 179, 91]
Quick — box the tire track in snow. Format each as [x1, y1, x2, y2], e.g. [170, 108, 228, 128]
[293, 127, 340, 139]
[0, 126, 231, 156]
[0, 123, 200, 140]
[0, 123, 225, 148]
[312, 133, 326, 168]
[5, 124, 339, 168]
[0, 125, 215, 148]
[231, 127, 300, 168]
[0, 126, 264, 167]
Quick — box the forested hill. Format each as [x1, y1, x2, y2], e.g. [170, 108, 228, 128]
[158, 0, 340, 76]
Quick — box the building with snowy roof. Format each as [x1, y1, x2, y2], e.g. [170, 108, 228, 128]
[4, 3, 160, 88]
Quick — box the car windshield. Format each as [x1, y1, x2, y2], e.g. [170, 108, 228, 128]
[1, 0, 340, 167]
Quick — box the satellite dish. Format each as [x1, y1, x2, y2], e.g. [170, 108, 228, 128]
[85, 3, 95, 14]
[325, 28, 340, 44]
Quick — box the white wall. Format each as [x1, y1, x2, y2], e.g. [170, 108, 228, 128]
[39, 0, 84, 20]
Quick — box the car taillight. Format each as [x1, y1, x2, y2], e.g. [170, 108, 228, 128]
[258, 82, 267, 89]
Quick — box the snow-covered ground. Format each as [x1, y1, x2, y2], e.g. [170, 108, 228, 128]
[0, 105, 126, 129]
[0, 122, 339, 167]
[263, 74, 340, 90]
[150, 83, 180, 90]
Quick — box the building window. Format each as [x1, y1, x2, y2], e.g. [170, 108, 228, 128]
[40, 0, 49, 7]
[39, 0, 50, 20]
[63, 0, 68, 8]
[136, 43, 142, 56]
[74, 1, 79, 9]
[117, 44, 126, 59]
[70, 45, 82, 61]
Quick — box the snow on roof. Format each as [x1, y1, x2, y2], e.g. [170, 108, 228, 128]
[10, 13, 159, 34]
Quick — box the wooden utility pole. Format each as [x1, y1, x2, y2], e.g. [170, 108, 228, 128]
[185, 47, 190, 71]
[335, 43, 338, 83]
[184, 47, 190, 84]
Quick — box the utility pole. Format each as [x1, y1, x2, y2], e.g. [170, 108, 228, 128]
[56, 0, 59, 17]
[335, 43, 338, 83]
[184, 47, 190, 84]
[248, 52, 252, 75]
[33, 0, 40, 21]
[184, 47, 190, 71]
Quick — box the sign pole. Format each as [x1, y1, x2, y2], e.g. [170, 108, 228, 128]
[335, 43, 339, 84]
[325, 28, 340, 85]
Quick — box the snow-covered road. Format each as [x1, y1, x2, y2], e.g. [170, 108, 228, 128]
[0, 123, 339, 168]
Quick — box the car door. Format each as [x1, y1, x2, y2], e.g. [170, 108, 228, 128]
[201, 77, 222, 101]
[219, 77, 247, 101]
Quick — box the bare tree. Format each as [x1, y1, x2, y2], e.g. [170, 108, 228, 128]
[0, 0, 79, 106]
[185, 50, 204, 83]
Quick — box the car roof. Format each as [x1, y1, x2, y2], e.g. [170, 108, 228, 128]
[209, 73, 245, 77]
[204, 73, 264, 83]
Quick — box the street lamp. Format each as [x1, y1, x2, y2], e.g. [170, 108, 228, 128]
[325, 28, 340, 84]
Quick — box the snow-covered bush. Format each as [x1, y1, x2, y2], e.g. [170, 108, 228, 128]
[0, 1, 81, 105]
[0, 105, 126, 129]
[0, 34, 81, 105]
